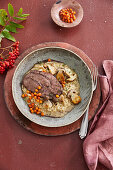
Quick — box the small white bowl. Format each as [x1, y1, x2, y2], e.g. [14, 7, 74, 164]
[51, 0, 84, 28]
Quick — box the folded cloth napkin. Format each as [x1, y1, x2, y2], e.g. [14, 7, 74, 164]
[83, 60, 113, 170]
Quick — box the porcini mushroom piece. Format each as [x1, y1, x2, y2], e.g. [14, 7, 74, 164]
[59, 94, 65, 104]
[33, 64, 40, 68]
[43, 100, 52, 109]
[32, 65, 46, 72]
[56, 70, 65, 82]
[47, 64, 57, 75]
[67, 89, 81, 104]
[63, 67, 72, 77]
[67, 74, 77, 82]
[71, 94, 81, 104]
[38, 66, 46, 71]
[58, 67, 77, 81]
[43, 63, 48, 68]
[67, 89, 78, 98]
[57, 68, 70, 77]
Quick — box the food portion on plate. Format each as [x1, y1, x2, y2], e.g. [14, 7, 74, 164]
[59, 8, 76, 23]
[21, 59, 81, 118]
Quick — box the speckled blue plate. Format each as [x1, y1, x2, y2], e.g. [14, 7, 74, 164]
[12, 47, 93, 127]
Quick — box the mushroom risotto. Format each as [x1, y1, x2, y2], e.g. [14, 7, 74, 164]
[21, 59, 81, 117]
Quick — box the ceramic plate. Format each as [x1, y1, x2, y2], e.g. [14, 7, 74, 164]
[12, 47, 93, 127]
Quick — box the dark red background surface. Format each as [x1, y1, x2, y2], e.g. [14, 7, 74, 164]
[0, 0, 113, 169]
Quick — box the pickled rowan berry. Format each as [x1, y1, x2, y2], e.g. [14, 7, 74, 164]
[59, 8, 76, 23]
[0, 41, 20, 74]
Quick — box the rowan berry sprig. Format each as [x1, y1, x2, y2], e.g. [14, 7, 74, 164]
[0, 3, 29, 74]
[0, 3, 29, 44]
[0, 41, 19, 74]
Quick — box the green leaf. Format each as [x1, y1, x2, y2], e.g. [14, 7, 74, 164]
[0, 33, 4, 42]
[0, 9, 8, 26]
[8, 3, 14, 16]
[17, 8, 23, 16]
[2, 30, 16, 42]
[5, 16, 9, 21]
[5, 25, 17, 33]
[0, 9, 7, 16]
[18, 14, 29, 17]
[3, 28, 9, 32]
[13, 17, 26, 20]
[10, 21, 24, 28]
[0, 15, 5, 26]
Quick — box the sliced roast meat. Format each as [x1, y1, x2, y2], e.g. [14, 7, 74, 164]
[22, 70, 63, 101]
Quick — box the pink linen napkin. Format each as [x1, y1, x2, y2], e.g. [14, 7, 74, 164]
[83, 60, 113, 170]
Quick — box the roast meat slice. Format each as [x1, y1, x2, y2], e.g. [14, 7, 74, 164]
[22, 70, 63, 101]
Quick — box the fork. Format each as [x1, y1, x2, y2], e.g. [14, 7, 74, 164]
[79, 64, 98, 139]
